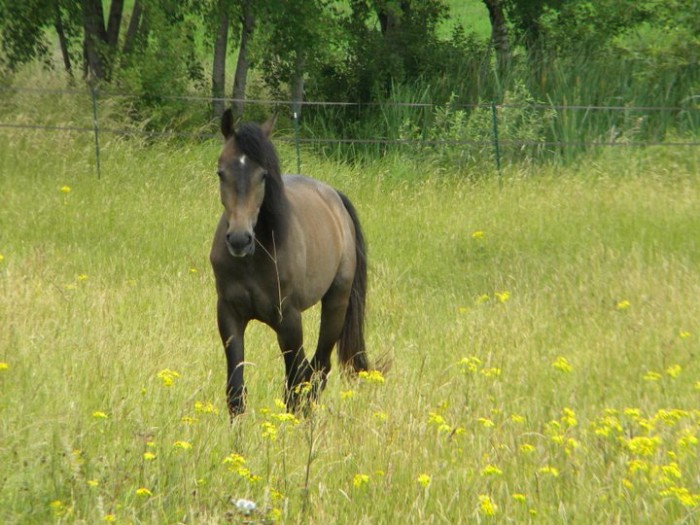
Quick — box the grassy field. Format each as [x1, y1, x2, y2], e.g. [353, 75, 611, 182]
[1, 121, 700, 524]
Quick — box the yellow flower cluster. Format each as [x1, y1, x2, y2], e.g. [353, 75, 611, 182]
[156, 368, 180, 387]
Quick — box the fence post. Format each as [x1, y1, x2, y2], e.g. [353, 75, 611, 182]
[292, 101, 302, 174]
[90, 84, 101, 179]
[490, 101, 501, 173]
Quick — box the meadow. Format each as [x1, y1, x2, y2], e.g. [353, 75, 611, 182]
[1, 122, 699, 524]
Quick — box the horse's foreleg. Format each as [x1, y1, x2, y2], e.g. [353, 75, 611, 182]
[276, 309, 311, 411]
[217, 299, 248, 417]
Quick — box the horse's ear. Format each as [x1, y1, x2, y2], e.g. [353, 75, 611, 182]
[260, 114, 277, 137]
[221, 109, 235, 139]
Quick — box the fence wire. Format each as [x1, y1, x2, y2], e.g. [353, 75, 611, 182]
[1, 85, 698, 178]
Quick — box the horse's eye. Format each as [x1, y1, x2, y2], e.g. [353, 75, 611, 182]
[216, 169, 224, 179]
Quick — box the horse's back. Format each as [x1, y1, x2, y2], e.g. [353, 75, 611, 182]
[282, 175, 357, 308]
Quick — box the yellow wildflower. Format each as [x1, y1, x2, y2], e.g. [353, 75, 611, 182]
[679, 331, 692, 339]
[661, 462, 682, 481]
[643, 371, 662, 382]
[471, 230, 485, 240]
[623, 408, 641, 418]
[135, 487, 153, 497]
[267, 508, 283, 522]
[294, 381, 312, 395]
[223, 453, 246, 469]
[373, 410, 388, 422]
[417, 473, 431, 488]
[538, 466, 560, 477]
[677, 429, 698, 449]
[512, 493, 527, 503]
[519, 443, 535, 454]
[352, 473, 370, 488]
[481, 367, 501, 378]
[477, 417, 495, 428]
[561, 408, 577, 428]
[666, 364, 682, 378]
[478, 494, 498, 516]
[358, 369, 385, 384]
[0, 362, 10, 371]
[616, 300, 631, 310]
[194, 401, 219, 414]
[271, 412, 300, 425]
[552, 356, 572, 373]
[340, 389, 355, 400]
[157, 368, 180, 387]
[480, 465, 503, 477]
[143, 452, 156, 461]
[87, 480, 99, 488]
[627, 436, 660, 457]
[495, 290, 510, 303]
[173, 440, 192, 450]
[92, 411, 109, 419]
[459, 356, 482, 373]
[261, 422, 278, 441]
[60, 185, 71, 193]
[475, 294, 490, 304]
[103, 514, 117, 522]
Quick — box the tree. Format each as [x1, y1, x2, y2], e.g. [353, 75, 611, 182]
[483, 0, 510, 79]
[231, 0, 255, 120]
[258, 0, 340, 114]
[209, 0, 229, 121]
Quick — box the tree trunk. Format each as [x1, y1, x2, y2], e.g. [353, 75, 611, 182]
[81, 0, 107, 80]
[231, 2, 254, 120]
[212, 3, 229, 122]
[123, 0, 143, 55]
[106, 0, 124, 47]
[54, 2, 73, 77]
[483, 0, 510, 78]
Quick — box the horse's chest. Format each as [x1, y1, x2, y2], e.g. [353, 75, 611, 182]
[216, 265, 282, 323]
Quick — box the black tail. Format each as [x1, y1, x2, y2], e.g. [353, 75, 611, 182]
[337, 192, 369, 372]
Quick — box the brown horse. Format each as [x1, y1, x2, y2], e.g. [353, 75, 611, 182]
[210, 111, 369, 415]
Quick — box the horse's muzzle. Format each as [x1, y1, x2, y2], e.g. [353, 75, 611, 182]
[226, 231, 255, 257]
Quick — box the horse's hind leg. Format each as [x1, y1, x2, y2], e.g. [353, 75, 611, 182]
[310, 285, 352, 389]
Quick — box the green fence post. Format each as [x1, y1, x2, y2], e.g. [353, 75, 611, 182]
[491, 101, 501, 173]
[90, 85, 101, 179]
[292, 101, 301, 174]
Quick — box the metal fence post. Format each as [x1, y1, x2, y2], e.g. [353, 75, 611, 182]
[292, 101, 301, 174]
[490, 101, 501, 173]
[90, 85, 101, 179]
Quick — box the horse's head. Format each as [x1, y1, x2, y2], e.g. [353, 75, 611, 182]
[218, 111, 278, 257]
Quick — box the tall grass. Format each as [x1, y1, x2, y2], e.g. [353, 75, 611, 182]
[1, 109, 700, 523]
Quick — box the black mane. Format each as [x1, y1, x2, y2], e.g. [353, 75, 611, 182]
[234, 122, 290, 248]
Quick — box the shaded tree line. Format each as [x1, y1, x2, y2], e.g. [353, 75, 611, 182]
[1, 0, 698, 135]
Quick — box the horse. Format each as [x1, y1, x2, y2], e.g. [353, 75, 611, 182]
[210, 110, 370, 416]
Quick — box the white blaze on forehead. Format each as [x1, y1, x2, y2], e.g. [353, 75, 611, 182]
[238, 154, 247, 166]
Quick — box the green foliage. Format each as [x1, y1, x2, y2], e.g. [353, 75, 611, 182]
[110, 4, 207, 130]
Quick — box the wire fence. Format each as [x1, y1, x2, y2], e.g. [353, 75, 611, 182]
[1, 85, 699, 178]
